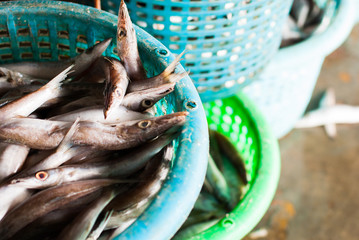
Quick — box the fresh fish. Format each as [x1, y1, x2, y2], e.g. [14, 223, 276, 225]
[173, 219, 220, 240]
[193, 191, 226, 214]
[57, 188, 119, 240]
[0, 179, 120, 240]
[212, 130, 248, 185]
[179, 210, 223, 230]
[0, 67, 34, 95]
[0, 65, 73, 121]
[103, 58, 129, 119]
[0, 112, 187, 150]
[0, 185, 32, 222]
[53, 96, 103, 115]
[105, 145, 174, 235]
[0, 143, 30, 181]
[0, 38, 111, 79]
[209, 130, 224, 171]
[10, 133, 176, 189]
[0, 120, 79, 221]
[7, 189, 104, 240]
[86, 210, 113, 240]
[122, 82, 176, 112]
[117, 0, 146, 82]
[127, 51, 186, 92]
[50, 105, 150, 123]
[206, 154, 232, 210]
[22, 118, 79, 174]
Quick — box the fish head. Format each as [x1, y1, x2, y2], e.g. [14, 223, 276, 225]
[117, 0, 137, 54]
[10, 169, 61, 189]
[117, 111, 188, 142]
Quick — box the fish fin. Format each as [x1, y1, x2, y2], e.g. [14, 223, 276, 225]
[56, 117, 80, 153]
[319, 88, 336, 108]
[324, 123, 337, 139]
[161, 50, 185, 79]
[46, 64, 74, 89]
[87, 210, 114, 240]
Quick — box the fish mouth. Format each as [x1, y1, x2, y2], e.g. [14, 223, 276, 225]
[119, 0, 132, 26]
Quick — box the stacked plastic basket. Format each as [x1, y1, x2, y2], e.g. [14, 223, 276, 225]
[0, 1, 208, 239]
[101, 0, 293, 101]
[243, 0, 359, 138]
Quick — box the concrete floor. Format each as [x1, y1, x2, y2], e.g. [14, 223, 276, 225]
[244, 24, 359, 240]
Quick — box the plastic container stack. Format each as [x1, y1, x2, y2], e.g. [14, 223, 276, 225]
[101, 0, 293, 101]
[243, 0, 359, 138]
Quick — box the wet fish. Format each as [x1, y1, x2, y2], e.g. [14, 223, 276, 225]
[127, 51, 186, 92]
[0, 143, 30, 181]
[122, 82, 176, 112]
[105, 146, 173, 237]
[212, 130, 248, 185]
[0, 38, 111, 79]
[10, 132, 176, 190]
[86, 210, 113, 240]
[117, 0, 146, 82]
[57, 188, 119, 240]
[0, 65, 73, 121]
[173, 219, 220, 240]
[0, 179, 120, 240]
[103, 58, 129, 119]
[0, 67, 34, 95]
[50, 105, 150, 123]
[206, 154, 232, 210]
[0, 112, 187, 150]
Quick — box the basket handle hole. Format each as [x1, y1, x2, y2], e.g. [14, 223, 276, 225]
[186, 100, 197, 110]
[222, 218, 234, 228]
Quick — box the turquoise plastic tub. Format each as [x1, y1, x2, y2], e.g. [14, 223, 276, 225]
[242, 0, 358, 138]
[0, 1, 208, 239]
[100, 0, 293, 102]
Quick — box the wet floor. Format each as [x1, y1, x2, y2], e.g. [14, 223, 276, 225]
[244, 24, 359, 240]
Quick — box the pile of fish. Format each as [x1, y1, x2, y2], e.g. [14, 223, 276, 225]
[173, 130, 249, 239]
[281, 0, 336, 47]
[0, 1, 188, 240]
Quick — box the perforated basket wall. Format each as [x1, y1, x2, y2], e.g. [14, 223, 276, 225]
[243, 0, 358, 138]
[100, 0, 293, 102]
[0, 1, 209, 240]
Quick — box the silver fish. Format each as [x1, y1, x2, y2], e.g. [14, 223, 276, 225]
[127, 51, 186, 92]
[0, 65, 73, 121]
[0, 112, 188, 150]
[86, 210, 113, 240]
[57, 188, 119, 240]
[103, 58, 129, 119]
[50, 105, 150, 123]
[0, 143, 30, 181]
[105, 145, 173, 236]
[117, 0, 146, 82]
[122, 82, 176, 112]
[10, 133, 176, 189]
[0, 179, 120, 240]
[0, 38, 111, 79]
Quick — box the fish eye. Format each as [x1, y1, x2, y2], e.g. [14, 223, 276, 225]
[141, 99, 153, 108]
[138, 120, 151, 129]
[118, 28, 127, 38]
[35, 171, 49, 181]
[116, 89, 123, 97]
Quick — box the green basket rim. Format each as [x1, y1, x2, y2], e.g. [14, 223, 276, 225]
[187, 91, 280, 240]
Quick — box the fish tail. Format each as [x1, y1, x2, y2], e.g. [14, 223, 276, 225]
[46, 65, 74, 89]
[55, 117, 80, 153]
[161, 50, 185, 79]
